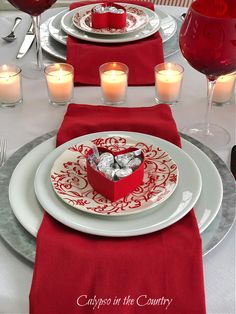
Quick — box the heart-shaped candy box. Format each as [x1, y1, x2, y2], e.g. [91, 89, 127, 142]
[86, 146, 144, 202]
[91, 2, 127, 29]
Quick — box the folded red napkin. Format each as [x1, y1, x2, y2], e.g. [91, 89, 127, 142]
[30, 103, 206, 314]
[66, 1, 164, 85]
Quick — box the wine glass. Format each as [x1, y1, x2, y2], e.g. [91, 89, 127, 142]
[179, 0, 236, 148]
[7, 0, 57, 79]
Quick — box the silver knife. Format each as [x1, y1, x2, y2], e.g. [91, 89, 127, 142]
[16, 22, 35, 59]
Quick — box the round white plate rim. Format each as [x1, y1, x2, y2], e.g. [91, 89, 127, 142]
[34, 131, 202, 237]
[72, 6, 149, 35]
[9, 133, 221, 237]
[50, 137, 179, 216]
[49, 7, 175, 45]
[61, 4, 162, 44]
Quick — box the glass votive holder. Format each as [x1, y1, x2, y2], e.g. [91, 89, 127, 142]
[154, 63, 184, 105]
[0, 64, 23, 108]
[212, 72, 236, 106]
[99, 62, 128, 105]
[44, 63, 74, 107]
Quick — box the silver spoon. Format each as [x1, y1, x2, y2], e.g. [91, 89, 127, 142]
[181, 13, 186, 20]
[2, 17, 22, 42]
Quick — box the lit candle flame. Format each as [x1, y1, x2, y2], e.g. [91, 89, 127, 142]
[2, 64, 8, 71]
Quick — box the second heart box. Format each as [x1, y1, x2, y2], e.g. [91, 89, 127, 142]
[91, 2, 127, 29]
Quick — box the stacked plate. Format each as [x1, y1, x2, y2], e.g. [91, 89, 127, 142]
[40, 3, 181, 61]
[9, 131, 223, 238]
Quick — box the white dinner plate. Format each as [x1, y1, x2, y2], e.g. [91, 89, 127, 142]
[33, 131, 201, 237]
[73, 5, 150, 35]
[61, 4, 161, 44]
[50, 136, 178, 216]
[41, 15, 180, 61]
[8, 133, 222, 238]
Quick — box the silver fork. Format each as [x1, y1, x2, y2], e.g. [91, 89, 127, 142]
[0, 138, 7, 167]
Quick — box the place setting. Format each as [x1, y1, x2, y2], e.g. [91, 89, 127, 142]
[40, 1, 180, 64]
[0, 0, 235, 313]
[0, 100, 230, 313]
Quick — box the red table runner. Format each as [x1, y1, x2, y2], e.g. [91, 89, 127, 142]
[30, 103, 206, 314]
[66, 1, 164, 85]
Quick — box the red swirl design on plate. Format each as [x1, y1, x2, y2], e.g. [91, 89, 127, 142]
[50, 137, 178, 215]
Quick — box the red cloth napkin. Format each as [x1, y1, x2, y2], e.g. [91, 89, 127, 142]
[30, 103, 206, 314]
[66, 1, 164, 85]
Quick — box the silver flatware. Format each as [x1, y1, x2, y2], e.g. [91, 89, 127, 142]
[0, 138, 7, 167]
[2, 17, 22, 42]
[16, 22, 35, 59]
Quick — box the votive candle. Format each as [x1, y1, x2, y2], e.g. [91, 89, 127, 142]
[100, 62, 128, 104]
[44, 63, 74, 106]
[213, 73, 235, 105]
[155, 63, 184, 104]
[0, 64, 22, 108]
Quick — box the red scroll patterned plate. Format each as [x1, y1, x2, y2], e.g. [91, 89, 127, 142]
[50, 136, 178, 216]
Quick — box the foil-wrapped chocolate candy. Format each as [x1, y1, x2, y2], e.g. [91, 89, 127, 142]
[99, 152, 114, 165]
[127, 157, 142, 170]
[103, 167, 117, 181]
[93, 5, 106, 13]
[115, 149, 142, 168]
[87, 146, 143, 182]
[93, 4, 124, 14]
[116, 168, 133, 178]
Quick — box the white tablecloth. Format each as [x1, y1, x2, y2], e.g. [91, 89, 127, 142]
[0, 5, 235, 314]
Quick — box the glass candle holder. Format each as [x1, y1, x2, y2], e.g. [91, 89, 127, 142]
[212, 72, 236, 106]
[154, 63, 184, 105]
[99, 62, 128, 105]
[0, 64, 23, 108]
[44, 63, 74, 106]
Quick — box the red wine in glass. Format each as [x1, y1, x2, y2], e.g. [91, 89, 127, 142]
[8, 0, 57, 79]
[179, 0, 236, 148]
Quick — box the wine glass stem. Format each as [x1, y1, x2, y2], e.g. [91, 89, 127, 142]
[205, 78, 216, 135]
[32, 15, 43, 70]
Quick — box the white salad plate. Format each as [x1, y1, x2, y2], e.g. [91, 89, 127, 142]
[34, 131, 201, 236]
[61, 4, 168, 44]
[50, 136, 178, 216]
[72, 5, 150, 35]
[9, 133, 222, 238]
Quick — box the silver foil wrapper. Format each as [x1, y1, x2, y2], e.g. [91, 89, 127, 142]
[93, 5, 124, 14]
[115, 168, 133, 178]
[127, 157, 142, 170]
[115, 149, 142, 168]
[88, 147, 142, 182]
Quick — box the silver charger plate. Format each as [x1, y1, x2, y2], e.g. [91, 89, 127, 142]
[0, 131, 235, 263]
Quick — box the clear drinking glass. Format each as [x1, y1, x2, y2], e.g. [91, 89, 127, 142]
[7, 0, 57, 80]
